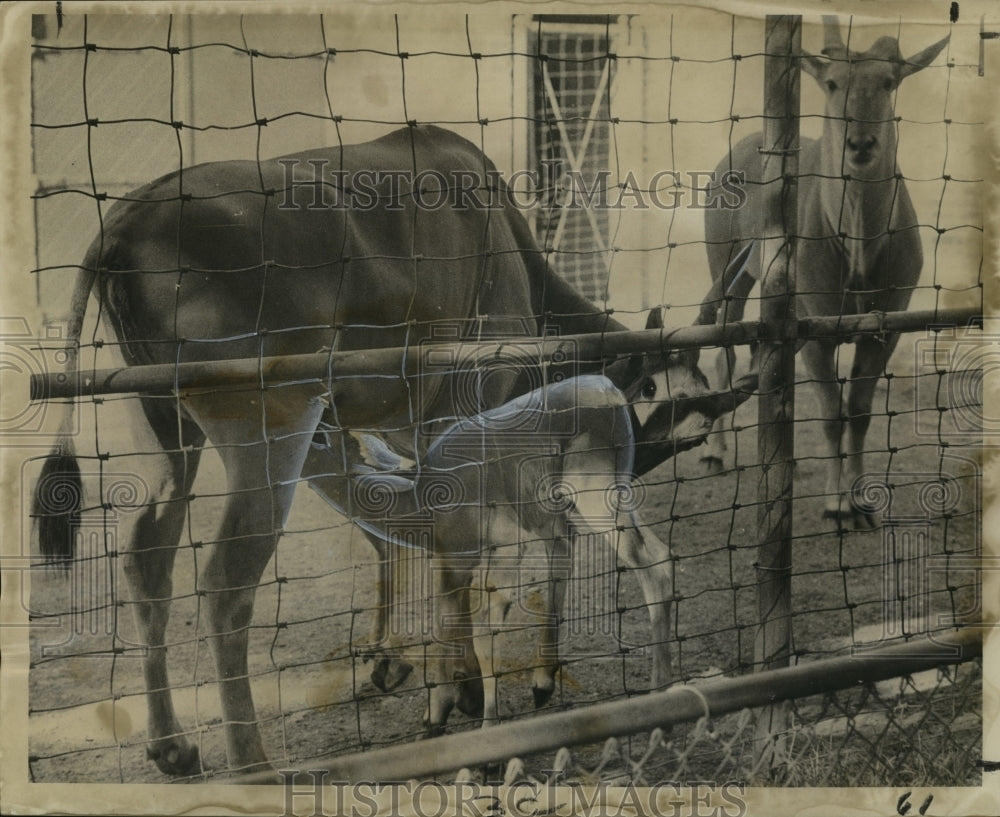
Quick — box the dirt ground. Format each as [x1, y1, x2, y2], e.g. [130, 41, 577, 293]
[26, 347, 982, 784]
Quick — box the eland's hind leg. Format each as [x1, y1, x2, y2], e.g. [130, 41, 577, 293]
[424, 553, 483, 734]
[365, 532, 416, 693]
[122, 404, 206, 776]
[529, 530, 570, 710]
[187, 390, 323, 774]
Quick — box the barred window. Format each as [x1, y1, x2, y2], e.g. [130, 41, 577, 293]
[530, 17, 617, 303]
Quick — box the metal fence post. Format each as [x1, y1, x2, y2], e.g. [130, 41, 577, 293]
[753, 14, 801, 780]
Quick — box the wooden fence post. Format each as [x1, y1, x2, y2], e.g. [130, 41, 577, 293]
[753, 13, 801, 781]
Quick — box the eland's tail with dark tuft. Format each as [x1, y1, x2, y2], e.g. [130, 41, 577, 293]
[31, 234, 101, 566]
[32, 443, 83, 564]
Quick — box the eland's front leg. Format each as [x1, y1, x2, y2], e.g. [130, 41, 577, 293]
[615, 511, 674, 691]
[799, 338, 857, 525]
[700, 240, 757, 475]
[702, 345, 740, 473]
[423, 553, 482, 735]
[842, 334, 900, 529]
[301, 441, 414, 692]
[469, 581, 512, 726]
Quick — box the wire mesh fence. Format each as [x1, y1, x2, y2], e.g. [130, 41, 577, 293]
[490, 657, 982, 788]
[15, 5, 985, 791]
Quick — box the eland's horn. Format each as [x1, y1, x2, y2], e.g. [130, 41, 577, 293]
[821, 15, 845, 54]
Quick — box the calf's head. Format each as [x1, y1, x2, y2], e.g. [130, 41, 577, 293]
[621, 308, 719, 475]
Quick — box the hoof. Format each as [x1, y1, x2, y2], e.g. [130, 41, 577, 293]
[423, 689, 456, 735]
[370, 657, 414, 692]
[850, 507, 879, 530]
[423, 723, 447, 739]
[422, 703, 451, 738]
[701, 456, 724, 476]
[822, 507, 851, 531]
[455, 766, 486, 784]
[455, 671, 484, 717]
[823, 505, 879, 531]
[147, 742, 203, 777]
[532, 684, 554, 709]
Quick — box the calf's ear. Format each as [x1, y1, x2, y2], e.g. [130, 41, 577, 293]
[622, 352, 645, 391]
[681, 347, 702, 373]
[645, 307, 664, 330]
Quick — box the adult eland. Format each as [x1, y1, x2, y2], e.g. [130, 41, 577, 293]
[700, 16, 950, 528]
[32, 125, 750, 777]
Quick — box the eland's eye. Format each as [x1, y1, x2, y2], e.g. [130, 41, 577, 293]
[826, 79, 838, 92]
[882, 77, 894, 91]
[641, 380, 657, 399]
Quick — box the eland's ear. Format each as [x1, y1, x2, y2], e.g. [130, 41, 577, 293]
[723, 241, 757, 298]
[899, 34, 950, 79]
[820, 14, 845, 52]
[645, 307, 664, 331]
[800, 51, 827, 80]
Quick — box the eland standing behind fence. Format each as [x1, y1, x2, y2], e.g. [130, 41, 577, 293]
[31, 125, 750, 778]
[700, 17, 949, 528]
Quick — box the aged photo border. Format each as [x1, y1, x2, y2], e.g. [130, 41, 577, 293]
[1, 0, 997, 814]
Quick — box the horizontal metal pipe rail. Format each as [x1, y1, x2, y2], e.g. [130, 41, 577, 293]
[31, 307, 979, 400]
[240, 627, 980, 785]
